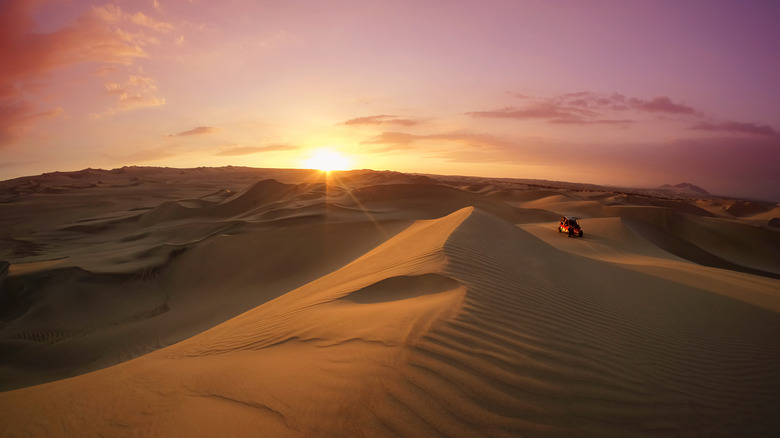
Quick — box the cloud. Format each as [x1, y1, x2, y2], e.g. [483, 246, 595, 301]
[362, 131, 520, 156]
[467, 102, 635, 125]
[551, 92, 696, 115]
[88, 5, 174, 33]
[364, 131, 513, 147]
[468, 92, 702, 127]
[360, 132, 419, 152]
[0, 1, 173, 145]
[171, 126, 215, 137]
[216, 144, 297, 156]
[691, 121, 777, 136]
[506, 91, 530, 99]
[549, 118, 635, 125]
[99, 75, 165, 115]
[93, 64, 121, 76]
[468, 104, 593, 122]
[0, 2, 151, 99]
[130, 10, 174, 32]
[0, 100, 62, 144]
[630, 96, 696, 114]
[343, 115, 418, 127]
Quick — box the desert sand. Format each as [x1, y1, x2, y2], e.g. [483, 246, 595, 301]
[1, 166, 779, 436]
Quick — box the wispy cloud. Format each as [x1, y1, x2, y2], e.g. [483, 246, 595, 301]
[0, 100, 63, 145]
[362, 131, 519, 156]
[90, 4, 174, 33]
[549, 118, 635, 125]
[468, 103, 598, 123]
[100, 75, 165, 115]
[632, 96, 696, 114]
[506, 91, 530, 99]
[550, 92, 697, 115]
[691, 120, 777, 136]
[468, 92, 707, 126]
[343, 115, 419, 127]
[362, 131, 418, 145]
[170, 126, 216, 137]
[216, 144, 297, 156]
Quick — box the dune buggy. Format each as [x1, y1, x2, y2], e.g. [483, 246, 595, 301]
[558, 216, 583, 237]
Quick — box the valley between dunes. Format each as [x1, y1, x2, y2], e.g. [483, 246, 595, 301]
[1, 167, 779, 436]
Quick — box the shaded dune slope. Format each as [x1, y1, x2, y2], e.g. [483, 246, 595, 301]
[622, 217, 780, 279]
[2, 207, 779, 436]
[0, 179, 420, 390]
[605, 206, 780, 278]
[0, 218, 411, 390]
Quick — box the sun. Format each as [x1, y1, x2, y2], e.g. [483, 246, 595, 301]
[304, 148, 351, 172]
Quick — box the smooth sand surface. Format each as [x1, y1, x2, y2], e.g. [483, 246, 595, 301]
[1, 167, 779, 436]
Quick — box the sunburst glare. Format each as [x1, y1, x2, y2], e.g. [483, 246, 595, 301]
[303, 149, 351, 172]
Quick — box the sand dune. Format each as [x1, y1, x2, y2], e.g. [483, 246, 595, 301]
[1, 167, 779, 436]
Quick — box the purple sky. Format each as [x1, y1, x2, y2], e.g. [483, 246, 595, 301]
[2, 0, 779, 200]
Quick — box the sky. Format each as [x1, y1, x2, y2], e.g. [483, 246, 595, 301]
[2, 0, 779, 200]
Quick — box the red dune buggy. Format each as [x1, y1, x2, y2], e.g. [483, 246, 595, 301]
[558, 216, 583, 237]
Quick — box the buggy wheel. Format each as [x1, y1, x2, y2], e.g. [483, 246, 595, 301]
[558, 226, 562, 233]
[578, 230, 583, 237]
[568, 229, 573, 237]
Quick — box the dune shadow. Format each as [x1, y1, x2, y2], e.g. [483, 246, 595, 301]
[341, 274, 462, 304]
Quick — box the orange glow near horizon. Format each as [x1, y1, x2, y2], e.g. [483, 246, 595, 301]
[303, 149, 352, 172]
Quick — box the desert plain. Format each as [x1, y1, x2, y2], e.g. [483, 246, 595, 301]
[0, 166, 779, 436]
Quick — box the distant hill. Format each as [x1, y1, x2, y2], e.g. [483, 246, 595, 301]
[658, 182, 711, 196]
